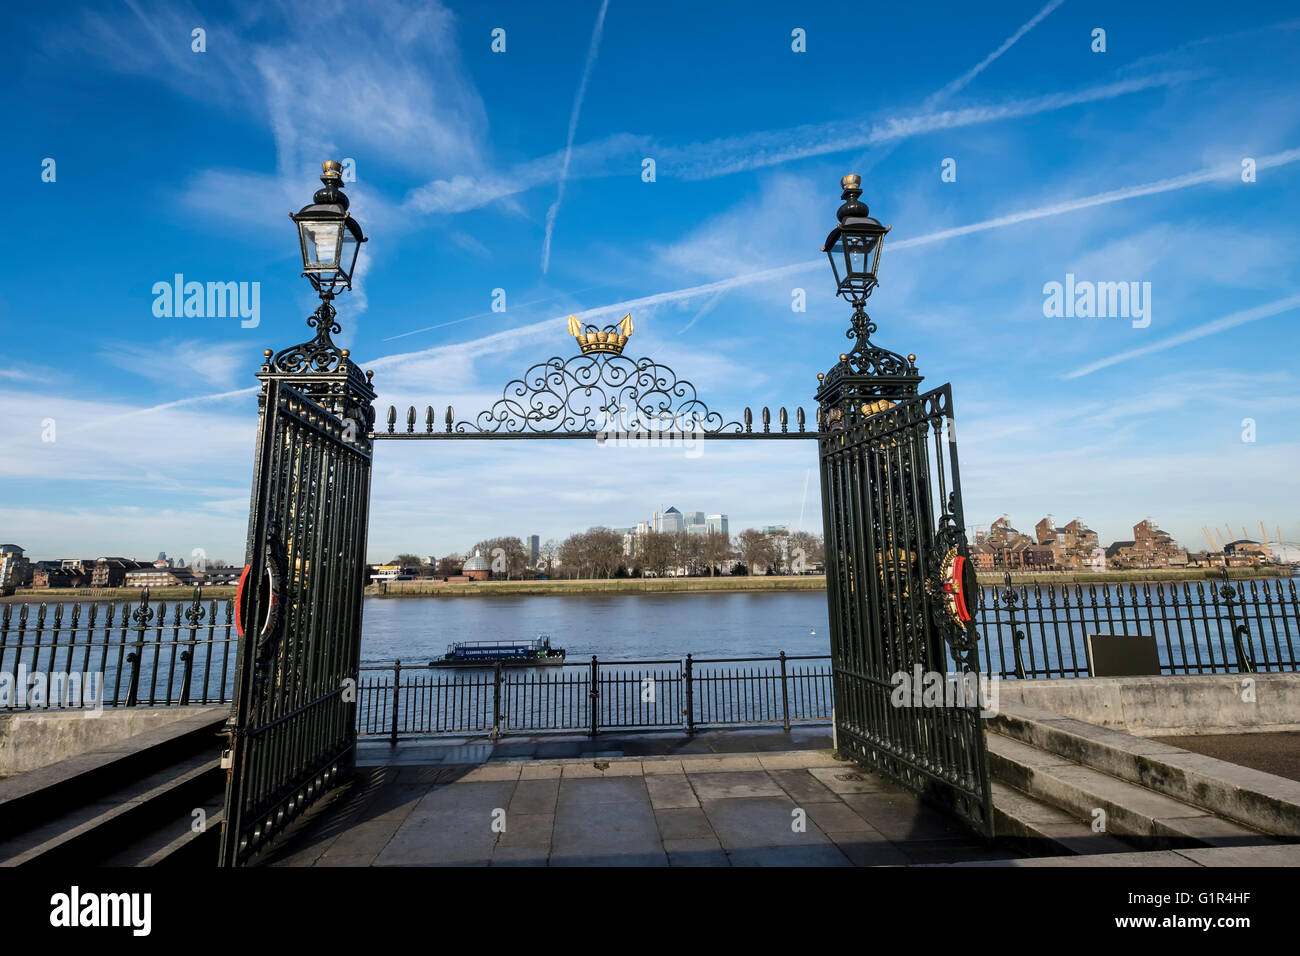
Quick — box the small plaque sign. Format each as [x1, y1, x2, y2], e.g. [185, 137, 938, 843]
[1085, 632, 1161, 677]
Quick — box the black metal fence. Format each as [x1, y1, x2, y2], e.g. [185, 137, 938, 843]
[355, 653, 834, 741]
[974, 573, 1299, 678]
[0, 588, 235, 709]
[2, 575, 1295, 721]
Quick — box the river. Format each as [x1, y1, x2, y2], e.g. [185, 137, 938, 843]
[361, 591, 832, 664]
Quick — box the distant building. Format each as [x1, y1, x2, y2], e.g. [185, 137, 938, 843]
[1034, 517, 1100, 570]
[1106, 520, 1188, 569]
[32, 567, 90, 589]
[460, 552, 491, 581]
[527, 535, 540, 567]
[91, 558, 145, 588]
[982, 518, 1053, 570]
[1223, 540, 1267, 568]
[1, 545, 31, 592]
[661, 507, 684, 534]
[198, 566, 242, 586]
[706, 514, 729, 537]
[612, 527, 639, 557]
[124, 567, 198, 588]
[369, 564, 415, 583]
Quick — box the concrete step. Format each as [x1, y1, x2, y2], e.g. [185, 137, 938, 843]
[989, 704, 1300, 837]
[987, 732, 1275, 850]
[102, 795, 225, 867]
[991, 780, 1135, 856]
[0, 753, 223, 867]
[0, 709, 227, 843]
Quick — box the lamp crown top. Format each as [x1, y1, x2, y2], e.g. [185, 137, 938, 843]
[837, 173, 869, 221]
[313, 159, 349, 209]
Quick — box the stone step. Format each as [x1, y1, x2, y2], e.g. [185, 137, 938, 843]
[989, 703, 1300, 837]
[991, 780, 1135, 856]
[0, 754, 222, 866]
[987, 732, 1275, 850]
[102, 795, 225, 867]
[0, 709, 227, 843]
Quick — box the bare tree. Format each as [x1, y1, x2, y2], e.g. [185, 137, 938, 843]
[556, 527, 626, 578]
[639, 531, 675, 578]
[539, 538, 559, 575]
[436, 554, 462, 577]
[700, 530, 732, 576]
[737, 529, 778, 575]
[557, 532, 586, 578]
[788, 531, 824, 572]
[586, 527, 625, 578]
[675, 532, 704, 576]
[471, 537, 528, 579]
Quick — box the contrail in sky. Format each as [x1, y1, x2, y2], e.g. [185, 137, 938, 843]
[856, 0, 1066, 174]
[1063, 295, 1300, 379]
[928, 0, 1066, 105]
[99, 147, 1300, 421]
[541, 0, 610, 273]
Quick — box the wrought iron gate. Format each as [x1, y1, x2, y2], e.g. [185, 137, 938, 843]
[219, 313, 376, 866]
[817, 345, 992, 835]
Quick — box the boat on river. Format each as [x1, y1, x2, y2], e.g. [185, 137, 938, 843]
[432, 635, 566, 668]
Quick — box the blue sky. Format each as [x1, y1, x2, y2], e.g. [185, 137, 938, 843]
[3, 0, 1298, 563]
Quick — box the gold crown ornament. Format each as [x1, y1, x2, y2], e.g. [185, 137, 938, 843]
[569, 313, 633, 355]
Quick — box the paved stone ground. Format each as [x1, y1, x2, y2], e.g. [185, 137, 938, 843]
[261, 732, 1022, 867]
[1152, 732, 1300, 783]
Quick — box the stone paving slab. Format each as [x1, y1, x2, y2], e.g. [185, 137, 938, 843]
[259, 745, 1287, 868]
[645, 773, 699, 810]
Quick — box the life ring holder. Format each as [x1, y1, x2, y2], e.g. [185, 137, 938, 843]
[235, 550, 281, 642]
[937, 546, 977, 628]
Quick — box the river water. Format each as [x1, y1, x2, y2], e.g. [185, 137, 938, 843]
[360, 591, 832, 664]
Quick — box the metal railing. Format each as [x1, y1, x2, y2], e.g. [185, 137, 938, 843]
[356, 653, 834, 742]
[973, 572, 1299, 678]
[2, 574, 1294, 717]
[0, 588, 236, 709]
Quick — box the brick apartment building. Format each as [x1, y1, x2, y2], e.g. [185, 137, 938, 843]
[973, 518, 1055, 571]
[1105, 520, 1188, 569]
[1034, 517, 1104, 570]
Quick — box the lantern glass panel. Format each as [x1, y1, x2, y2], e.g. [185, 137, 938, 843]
[339, 227, 360, 281]
[300, 220, 344, 271]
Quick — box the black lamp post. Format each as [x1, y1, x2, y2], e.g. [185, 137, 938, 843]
[822, 173, 889, 306]
[816, 174, 919, 406]
[291, 160, 367, 300]
[262, 161, 376, 423]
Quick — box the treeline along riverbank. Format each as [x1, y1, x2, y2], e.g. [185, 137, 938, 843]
[366, 566, 1289, 599]
[0, 566, 1287, 604]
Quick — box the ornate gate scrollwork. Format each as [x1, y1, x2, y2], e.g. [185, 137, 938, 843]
[452, 353, 744, 436]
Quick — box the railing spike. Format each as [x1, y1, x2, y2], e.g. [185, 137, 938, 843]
[445, 405, 454, 433]
[744, 407, 752, 432]
[779, 407, 788, 432]
[386, 405, 397, 433]
[797, 407, 805, 431]
[406, 406, 417, 433]
[425, 405, 434, 433]
[762, 406, 770, 432]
